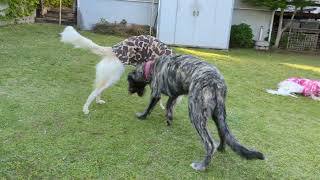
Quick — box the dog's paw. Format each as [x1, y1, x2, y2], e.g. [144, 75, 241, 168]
[96, 100, 106, 104]
[217, 141, 226, 152]
[190, 162, 206, 171]
[217, 145, 225, 152]
[166, 114, 173, 126]
[136, 112, 147, 120]
[83, 108, 90, 115]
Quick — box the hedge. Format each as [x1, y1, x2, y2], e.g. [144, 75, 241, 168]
[230, 23, 254, 48]
[44, 0, 73, 8]
[0, 0, 38, 19]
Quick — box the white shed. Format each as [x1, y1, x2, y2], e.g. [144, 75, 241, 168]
[157, 0, 234, 49]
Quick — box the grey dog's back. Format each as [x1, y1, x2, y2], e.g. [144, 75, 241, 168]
[153, 55, 226, 97]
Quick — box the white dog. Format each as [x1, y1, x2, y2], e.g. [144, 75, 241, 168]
[267, 78, 320, 101]
[60, 26, 174, 114]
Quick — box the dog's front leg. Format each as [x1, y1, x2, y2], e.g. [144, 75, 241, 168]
[136, 96, 160, 119]
[166, 96, 178, 126]
[136, 78, 162, 119]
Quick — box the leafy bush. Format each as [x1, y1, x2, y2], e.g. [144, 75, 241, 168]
[230, 23, 254, 48]
[44, 0, 73, 8]
[0, 0, 38, 19]
[93, 18, 154, 37]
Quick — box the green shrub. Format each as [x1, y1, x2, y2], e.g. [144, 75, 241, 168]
[230, 23, 254, 48]
[0, 0, 38, 19]
[93, 19, 154, 37]
[44, 0, 73, 8]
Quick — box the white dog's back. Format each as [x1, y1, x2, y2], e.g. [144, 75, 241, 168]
[266, 80, 304, 98]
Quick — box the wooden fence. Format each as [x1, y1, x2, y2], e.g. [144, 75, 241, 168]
[281, 28, 320, 51]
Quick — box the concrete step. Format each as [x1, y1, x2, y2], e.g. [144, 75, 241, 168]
[46, 10, 75, 17]
[35, 17, 76, 25]
[48, 7, 74, 14]
[45, 11, 75, 20]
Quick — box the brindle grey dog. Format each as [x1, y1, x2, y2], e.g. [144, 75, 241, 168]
[127, 55, 264, 171]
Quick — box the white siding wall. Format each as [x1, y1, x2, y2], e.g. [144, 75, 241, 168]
[0, 3, 8, 16]
[156, 0, 177, 44]
[78, 0, 158, 30]
[232, 0, 273, 41]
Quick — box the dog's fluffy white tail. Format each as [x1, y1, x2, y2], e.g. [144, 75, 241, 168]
[60, 26, 113, 57]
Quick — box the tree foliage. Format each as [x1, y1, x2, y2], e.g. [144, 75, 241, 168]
[0, 0, 39, 19]
[242, 0, 316, 48]
[242, 0, 316, 10]
[45, 0, 74, 8]
[0, 0, 74, 19]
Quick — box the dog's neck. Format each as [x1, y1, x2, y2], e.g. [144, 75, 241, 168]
[143, 60, 155, 81]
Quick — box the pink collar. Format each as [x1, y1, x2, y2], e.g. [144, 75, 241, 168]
[143, 60, 155, 80]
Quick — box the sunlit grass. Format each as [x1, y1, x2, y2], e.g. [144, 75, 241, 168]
[281, 63, 320, 74]
[175, 47, 239, 62]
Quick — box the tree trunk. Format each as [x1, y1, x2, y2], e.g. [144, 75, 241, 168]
[273, 8, 297, 48]
[274, 9, 285, 48]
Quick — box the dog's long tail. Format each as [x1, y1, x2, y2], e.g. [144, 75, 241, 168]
[224, 122, 264, 160]
[213, 89, 265, 160]
[60, 26, 113, 57]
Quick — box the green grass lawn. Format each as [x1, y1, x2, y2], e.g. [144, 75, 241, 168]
[0, 24, 319, 179]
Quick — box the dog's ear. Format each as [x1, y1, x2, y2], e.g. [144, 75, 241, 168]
[128, 70, 139, 81]
[128, 68, 145, 82]
[135, 64, 145, 78]
[128, 72, 134, 81]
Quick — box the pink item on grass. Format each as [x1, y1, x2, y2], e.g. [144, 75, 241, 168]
[287, 78, 320, 97]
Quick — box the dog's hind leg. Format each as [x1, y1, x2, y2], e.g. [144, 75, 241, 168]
[212, 89, 227, 152]
[82, 81, 112, 115]
[95, 79, 109, 105]
[188, 96, 216, 171]
[83, 89, 100, 114]
[96, 95, 106, 104]
[212, 106, 227, 152]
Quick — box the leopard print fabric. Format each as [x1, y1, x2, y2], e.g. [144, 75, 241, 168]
[112, 35, 173, 66]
